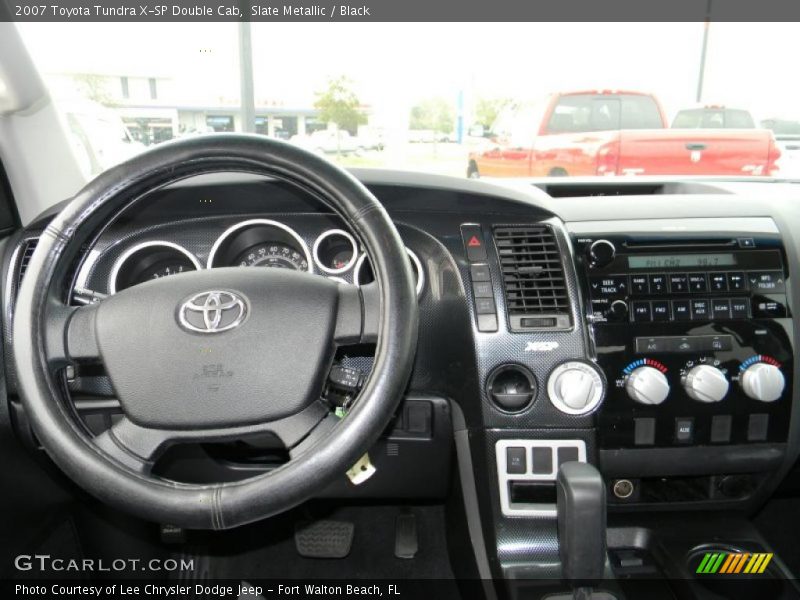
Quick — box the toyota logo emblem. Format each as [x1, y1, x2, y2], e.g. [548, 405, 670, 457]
[178, 290, 248, 333]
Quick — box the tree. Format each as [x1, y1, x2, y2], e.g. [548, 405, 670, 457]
[409, 98, 454, 133]
[313, 76, 367, 134]
[474, 97, 511, 130]
[73, 74, 116, 107]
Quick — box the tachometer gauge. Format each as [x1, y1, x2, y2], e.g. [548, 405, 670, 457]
[234, 243, 309, 270]
[141, 260, 193, 280]
[110, 241, 201, 293]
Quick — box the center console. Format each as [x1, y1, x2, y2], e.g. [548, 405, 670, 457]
[570, 218, 794, 506]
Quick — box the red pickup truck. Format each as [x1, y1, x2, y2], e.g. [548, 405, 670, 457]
[467, 90, 781, 178]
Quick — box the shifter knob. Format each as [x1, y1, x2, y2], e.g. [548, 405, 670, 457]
[557, 462, 607, 585]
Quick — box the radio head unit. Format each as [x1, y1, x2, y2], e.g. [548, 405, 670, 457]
[581, 235, 787, 324]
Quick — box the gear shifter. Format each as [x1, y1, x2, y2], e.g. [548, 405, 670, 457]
[556, 462, 608, 600]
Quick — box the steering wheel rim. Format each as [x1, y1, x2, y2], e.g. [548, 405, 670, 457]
[12, 134, 419, 529]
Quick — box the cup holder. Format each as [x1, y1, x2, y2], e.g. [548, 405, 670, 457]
[687, 543, 784, 599]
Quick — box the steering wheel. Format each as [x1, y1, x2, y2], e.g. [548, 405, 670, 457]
[12, 135, 419, 530]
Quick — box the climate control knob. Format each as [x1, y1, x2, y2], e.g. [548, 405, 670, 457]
[741, 362, 785, 402]
[683, 365, 729, 403]
[626, 366, 670, 405]
[547, 361, 605, 415]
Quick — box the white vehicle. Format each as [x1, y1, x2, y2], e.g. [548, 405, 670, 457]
[289, 129, 365, 155]
[58, 101, 145, 177]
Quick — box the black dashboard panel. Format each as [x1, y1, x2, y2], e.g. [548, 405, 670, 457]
[5, 170, 800, 582]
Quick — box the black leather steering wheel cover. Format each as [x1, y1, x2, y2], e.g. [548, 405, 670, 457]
[13, 134, 419, 529]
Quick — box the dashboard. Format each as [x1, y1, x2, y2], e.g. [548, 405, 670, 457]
[4, 170, 800, 580]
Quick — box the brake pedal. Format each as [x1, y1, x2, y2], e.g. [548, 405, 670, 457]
[294, 520, 354, 558]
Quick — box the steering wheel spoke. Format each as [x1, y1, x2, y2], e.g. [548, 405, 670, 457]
[334, 281, 379, 345]
[93, 417, 168, 475]
[93, 400, 338, 475]
[46, 302, 101, 368]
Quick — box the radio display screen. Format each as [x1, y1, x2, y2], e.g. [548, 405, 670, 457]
[627, 253, 737, 269]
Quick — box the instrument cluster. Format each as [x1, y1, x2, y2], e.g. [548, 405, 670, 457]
[104, 218, 423, 296]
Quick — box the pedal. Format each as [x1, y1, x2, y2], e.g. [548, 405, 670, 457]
[294, 520, 354, 559]
[170, 547, 210, 583]
[394, 513, 418, 559]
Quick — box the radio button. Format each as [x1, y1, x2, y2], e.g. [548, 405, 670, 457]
[688, 273, 708, 293]
[591, 275, 628, 297]
[632, 301, 652, 322]
[752, 298, 787, 318]
[669, 274, 689, 293]
[649, 274, 667, 294]
[691, 299, 710, 320]
[748, 271, 785, 293]
[730, 298, 749, 319]
[728, 272, 747, 291]
[672, 300, 691, 321]
[630, 274, 649, 295]
[711, 298, 731, 320]
[652, 300, 671, 321]
[709, 272, 728, 292]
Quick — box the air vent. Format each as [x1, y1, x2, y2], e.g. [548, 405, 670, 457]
[494, 225, 571, 330]
[16, 238, 39, 292]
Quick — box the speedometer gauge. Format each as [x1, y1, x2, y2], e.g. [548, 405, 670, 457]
[207, 219, 313, 273]
[234, 243, 310, 270]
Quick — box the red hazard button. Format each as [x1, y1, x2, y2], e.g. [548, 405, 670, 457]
[461, 224, 487, 262]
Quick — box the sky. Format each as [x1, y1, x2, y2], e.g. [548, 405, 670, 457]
[16, 22, 800, 122]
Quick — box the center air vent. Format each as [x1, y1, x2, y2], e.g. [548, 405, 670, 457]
[16, 237, 39, 292]
[494, 225, 571, 330]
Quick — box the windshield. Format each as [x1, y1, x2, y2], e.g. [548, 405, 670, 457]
[16, 22, 800, 180]
[672, 108, 756, 129]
